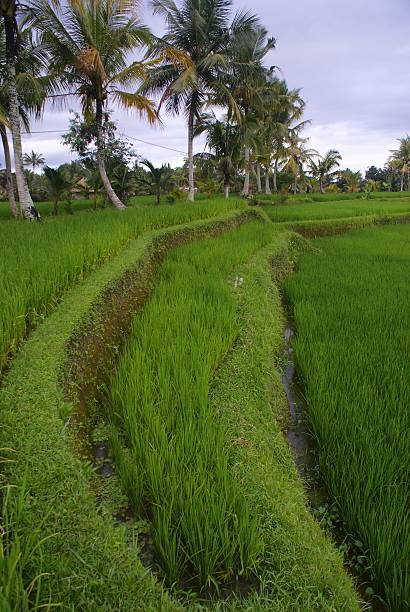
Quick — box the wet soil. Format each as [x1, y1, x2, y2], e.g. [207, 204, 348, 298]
[281, 325, 313, 480]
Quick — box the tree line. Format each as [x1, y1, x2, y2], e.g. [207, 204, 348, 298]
[1, 0, 409, 221]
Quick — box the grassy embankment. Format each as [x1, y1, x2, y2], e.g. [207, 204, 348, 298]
[0, 197, 244, 375]
[284, 224, 410, 611]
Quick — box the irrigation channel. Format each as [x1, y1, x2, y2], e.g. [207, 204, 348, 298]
[281, 323, 312, 480]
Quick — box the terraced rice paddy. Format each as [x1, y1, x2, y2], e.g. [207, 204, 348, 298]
[109, 221, 276, 589]
[284, 224, 410, 610]
[0, 198, 243, 373]
[264, 197, 410, 222]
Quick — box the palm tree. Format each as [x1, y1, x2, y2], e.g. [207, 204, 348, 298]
[223, 29, 275, 196]
[30, 0, 157, 210]
[23, 150, 45, 173]
[309, 149, 342, 193]
[285, 131, 317, 194]
[340, 169, 362, 193]
[389, 136, 410, 192]
[138, 159, 174, 204]
[142, 0, 261, 201]
[43, 165, 71, 215]
[0, 14, 45, 219]
[196, 113, 240, 198]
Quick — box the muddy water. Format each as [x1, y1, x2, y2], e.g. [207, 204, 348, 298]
[281, 325, 313, 481]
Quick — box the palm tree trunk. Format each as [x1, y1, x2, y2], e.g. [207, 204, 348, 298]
[4, 15, 38, 221]
[400, 172, 404, 192]
[0, 124, 18, 218]
[187, 103, 195, 201]
[264, 166, 271, 195]
[96, 98, 125, 210]
[223, 179, 230, 199]
[241, 146, 250, 196]
[256, 163, 261, 193]
[293, 175, 297, 195]
[407, 170, 410, 192]
[320, 179, 324, 194]
[273, 159, 278, 192]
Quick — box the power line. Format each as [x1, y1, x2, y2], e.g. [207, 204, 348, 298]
[20, 129, 187, 155]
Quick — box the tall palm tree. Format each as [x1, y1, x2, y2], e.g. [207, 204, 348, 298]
[309, 149, 342, 193]
[196, 113, 240, 198]
[389, 136, 410, 192]
[30, 0, 157, 210]
[0, 8, 45, 219]
[23, 150, 45, 173]
[223, 28, 275, 196]
[142, 0, 261, 201]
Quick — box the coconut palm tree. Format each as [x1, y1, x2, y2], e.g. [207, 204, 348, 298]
[309, 149, 342, 193]
[29, 0, 157, 210]
[43, 165, 71, 215]
[23, 150, 45, 173]
[142, 0, 261, 201]
[285, 130, 317, 194]
[137, 159, 174, 204]
[0, 12, 45, 219]
[223, 28, 275, 196]
[389, 136, 410, 192]
[196, 113, 240, 198]
[340, 169, 362, 193]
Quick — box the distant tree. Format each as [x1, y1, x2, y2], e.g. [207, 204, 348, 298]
[389, 136, 410, 191]
[309, 149, 342, 193]
[339, 169, 362, 192]
[137, 159, 174, 204]
[195, 114, 241, 198]
[365, 165, 386, 186]
[43, 165, 71, 215]
[23, 150, 45, 173]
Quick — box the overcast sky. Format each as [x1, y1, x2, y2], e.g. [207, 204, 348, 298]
[3, 0, 409, 171]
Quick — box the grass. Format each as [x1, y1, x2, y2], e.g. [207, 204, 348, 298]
[283, 224, 410, 611]
[0, 197, 244, 375]
[109, 221, 276, 589]
[264, 196, 410, 222]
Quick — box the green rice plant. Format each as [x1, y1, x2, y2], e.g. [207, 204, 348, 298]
[283, 224, 410, 611]
[264, 197, 410, 222]
[109, 221, 276, 589]
[0, 481, 55, 611]
[0, 198, 244, 374]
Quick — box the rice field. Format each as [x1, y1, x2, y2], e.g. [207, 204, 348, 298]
[264, 196, 410, 222]
[109, 220, 276, 589]
[283, 224, 410, 610]
[0, 198, 243, 373]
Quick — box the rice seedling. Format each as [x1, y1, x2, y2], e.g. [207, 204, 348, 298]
[283, 224, 410, 611]
[0, 198, 244, 374]
[109, 221, 276, 590]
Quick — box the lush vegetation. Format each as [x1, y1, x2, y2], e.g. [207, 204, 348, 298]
[284, 224, 410, 610]
[110, 221, 275, 588]
[0, 198, 243, 373]
[264, 196, 410, 222]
